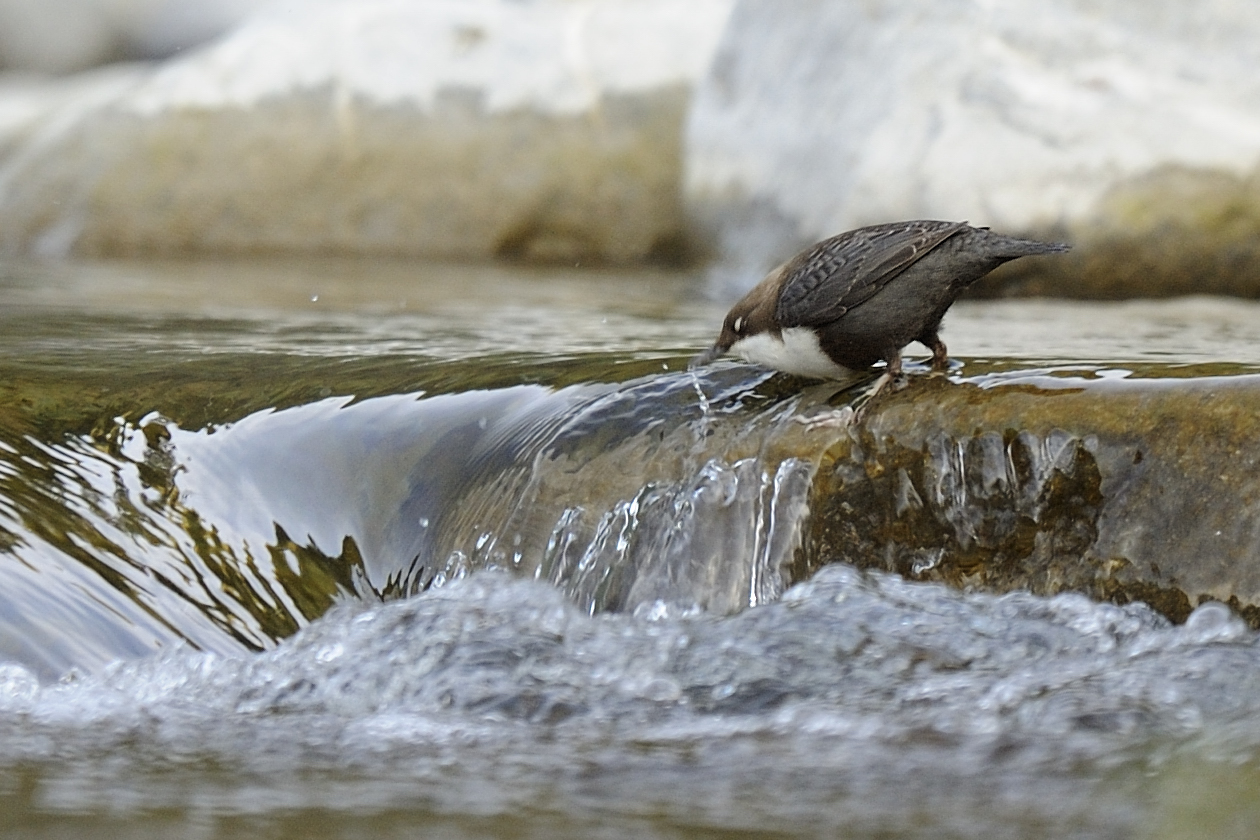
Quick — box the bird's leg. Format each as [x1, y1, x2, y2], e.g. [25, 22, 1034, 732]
[841, 349, 902, 422]
[886, 350, 903, 379]
[882, 347, 908, 391]
[919, 329, 949, 372]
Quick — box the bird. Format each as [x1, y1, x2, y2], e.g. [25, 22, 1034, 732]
[691, 220, 1069, 385]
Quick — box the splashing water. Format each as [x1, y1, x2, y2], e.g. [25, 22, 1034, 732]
[0, 566, 1257, 838]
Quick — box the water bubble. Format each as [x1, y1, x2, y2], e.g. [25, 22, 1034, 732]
[1182, 601, 1249, 644]
[315, 643, 344, 663]
[637, 677, 682, 703]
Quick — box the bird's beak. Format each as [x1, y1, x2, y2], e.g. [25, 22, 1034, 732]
[689, 344, 726, 370]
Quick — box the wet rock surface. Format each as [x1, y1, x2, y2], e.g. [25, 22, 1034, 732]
[800, 370, 1260, 625]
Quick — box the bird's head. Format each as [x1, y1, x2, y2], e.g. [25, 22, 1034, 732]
[689, 265, 785, 369]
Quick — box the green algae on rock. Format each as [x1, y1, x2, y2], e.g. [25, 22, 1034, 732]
[799, 371, 1260, 626]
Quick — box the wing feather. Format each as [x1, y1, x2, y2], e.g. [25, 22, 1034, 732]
[775, 220, 968, 328]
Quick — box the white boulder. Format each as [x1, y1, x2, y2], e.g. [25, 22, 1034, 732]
[0, 0, 733, 260]
[0, 0, 252, 73]
[686, 0, 1260, 294]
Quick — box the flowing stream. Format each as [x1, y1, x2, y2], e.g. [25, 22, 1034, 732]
[2, 258, 1260, 838]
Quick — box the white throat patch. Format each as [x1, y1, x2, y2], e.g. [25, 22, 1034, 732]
[728, 327, 857, 380]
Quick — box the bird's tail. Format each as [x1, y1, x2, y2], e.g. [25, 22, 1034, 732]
[974, 229, 1071, 259]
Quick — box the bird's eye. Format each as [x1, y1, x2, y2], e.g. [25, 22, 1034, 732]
[732, 317, 745, 334]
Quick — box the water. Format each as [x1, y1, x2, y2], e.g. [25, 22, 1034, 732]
[3, 257, 1260, 838]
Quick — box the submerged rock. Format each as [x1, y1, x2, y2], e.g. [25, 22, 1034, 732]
[800, 370, 1260, 626]
[0, 0, 732, 261]
[687, 0, 1260, 297]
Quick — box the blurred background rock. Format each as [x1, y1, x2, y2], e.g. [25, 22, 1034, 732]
[688, 0, 1260, 298]
[0, 0, 252, 71]
[0, 0, 731, 265]
[1, 0, 1259, 298]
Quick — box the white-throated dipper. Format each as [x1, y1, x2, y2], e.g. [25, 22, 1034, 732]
[692, 220, 1069, 380]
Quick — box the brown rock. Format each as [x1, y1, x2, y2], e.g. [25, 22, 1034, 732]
[798, 370, 1260, 626]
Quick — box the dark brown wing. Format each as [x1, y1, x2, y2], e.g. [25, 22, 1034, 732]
[774, 220, 968, 328]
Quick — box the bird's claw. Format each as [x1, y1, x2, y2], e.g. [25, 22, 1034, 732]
[807, 371, 894, 426]
[794, 406, 856, 430]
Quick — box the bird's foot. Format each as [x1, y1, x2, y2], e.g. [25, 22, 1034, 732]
[865, 370, 897, 398]
[846, 371, 898, 422]
[797, 370, 911, 429]
[794, 406, 856, 430]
